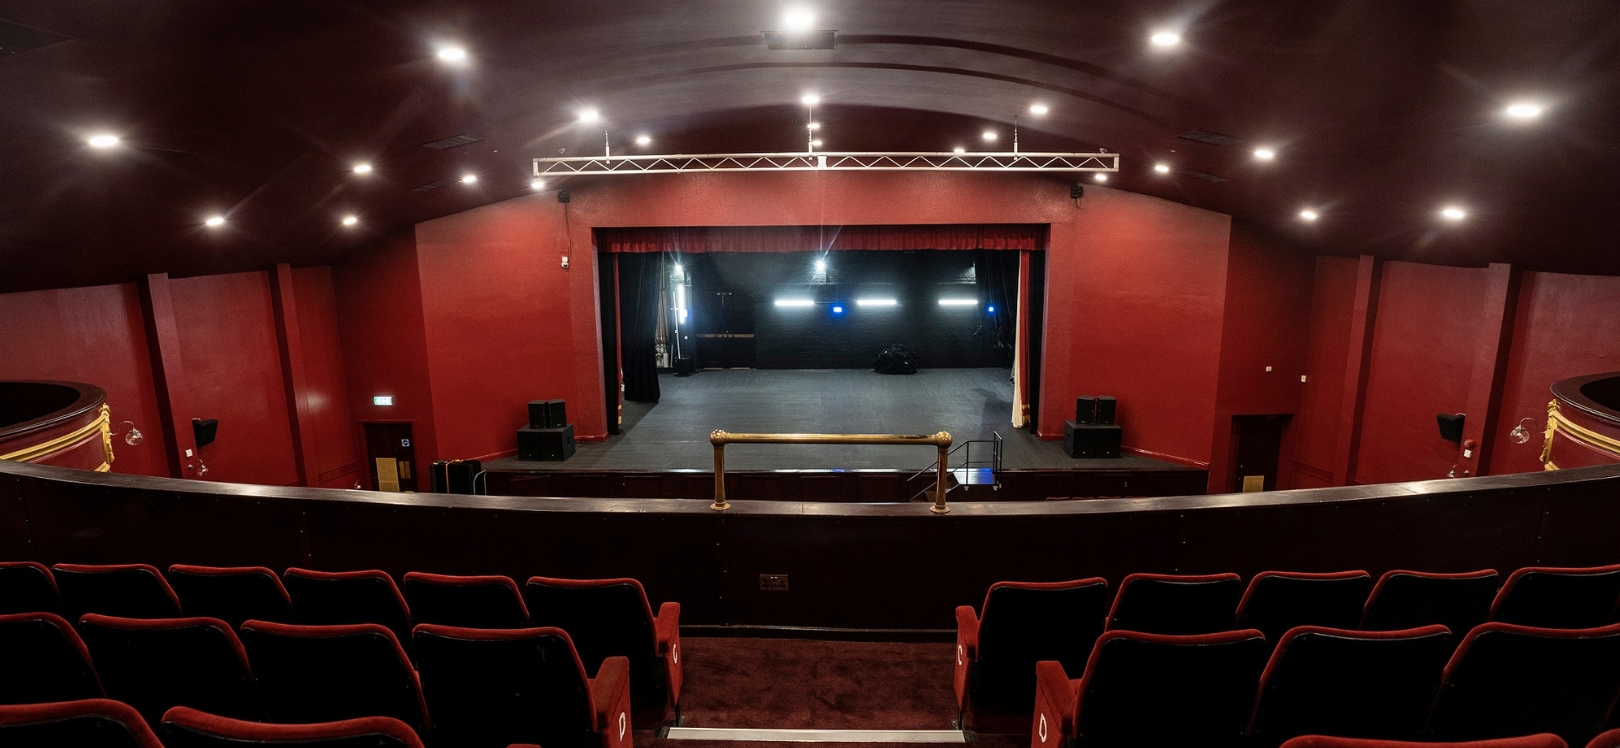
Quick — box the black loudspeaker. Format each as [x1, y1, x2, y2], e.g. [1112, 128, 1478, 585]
[1064, 421, 1123, 459]
[1071, 184, 1085, 199]
[518, 425, 576, 461]
[556, 190, 570, 203]
[1075, 396, 1098, 425]
[1095, 396, 1117, 426]
[448, 460, 481, 493]
[675, 357, 696, 376]
[430, 461, 450, 493]
[527, 400, 567, 429]
[192, 418, 218, 448]
[1437, 413, 1466, 444]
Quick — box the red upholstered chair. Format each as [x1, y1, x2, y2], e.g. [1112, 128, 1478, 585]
[283, 568, 413, 645]
[52, 563, 182, 619]
[0, 611, 104, 704]
[956, 578, 1110, 731]
[413, 623, 632, 748]
[1588, 729, 1620, 748]
[1247, 625, 1453, 747]
[1361, 570, 1500, 634]
[1031, 628, 1270, 748]
[1488, 565, 1620, 629]
[0, 561, 64, 616]
[0, 699, 164, 748]
[77, 614, 262, 723]
[524, 576, 680, 726]
[239, 620, 429, 731]
[161, 706, 426, 748]
[1235, 571, 1373, 642]
[1427, 622, 1620, 744]
[402, 572, 529, 629]
[1279, 735, 1568, 748]
[1105, 572, 1243, 635]
[169, 564, 295, 628]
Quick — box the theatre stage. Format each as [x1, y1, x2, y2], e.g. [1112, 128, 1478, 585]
[485, 368, 1189, 473]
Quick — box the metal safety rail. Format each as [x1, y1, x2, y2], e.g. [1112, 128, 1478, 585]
[907, 432, 1003, 502]
[534, 151, 1120, 177]
[709, 430, 954, 514]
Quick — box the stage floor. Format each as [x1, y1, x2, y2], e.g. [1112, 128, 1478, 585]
[486, 368, 1189, 472]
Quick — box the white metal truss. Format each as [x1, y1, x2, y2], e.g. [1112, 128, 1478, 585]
[532, 151, 1119, 177]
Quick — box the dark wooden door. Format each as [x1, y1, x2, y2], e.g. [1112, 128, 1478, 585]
[364, 422, 417, 492]
[1232, 415, 1289, 492]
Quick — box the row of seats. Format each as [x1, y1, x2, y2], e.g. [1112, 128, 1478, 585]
[0, 562, 681, 726]
[0, 698, 439, 747]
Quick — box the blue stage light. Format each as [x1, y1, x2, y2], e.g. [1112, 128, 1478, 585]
[986, 305, 996, 312]
[832, 305, 844, 314]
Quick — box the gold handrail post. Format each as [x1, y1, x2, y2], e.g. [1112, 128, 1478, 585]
[711, 429, 730, 511]
[931, 430, 951, 514]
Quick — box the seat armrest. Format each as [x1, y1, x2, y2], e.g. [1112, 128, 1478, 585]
[954, 605, 980, 711]
[1033, 660, 1079, 739]
[656, 601, 683, 705]
[590, 656, 633, 748]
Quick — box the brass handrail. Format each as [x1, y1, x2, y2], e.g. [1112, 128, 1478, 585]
[709, 430, 954, 514]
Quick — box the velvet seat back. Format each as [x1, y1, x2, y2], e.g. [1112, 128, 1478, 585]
[525, 577, 666, 716]
[78, 614, 262, 723]
[413, 624, 598, 748]
[972, 579, 1109, 714]
[240, 620, 428, 731]
[1428, 622, 1620, 745]
[53, 564, 181, 620]
[0, 562, 63, 616]
[403, 573, 529, 629]
[1074, 629, 1270, 748]
[1360, 570, 1499, 634]
[169, 565, 294, 629]
[1235, 571, 1372, 642]
[1106, 573, 1243, 635]
[0, 611, 103, 704]
[1488, 565, 1620, 629]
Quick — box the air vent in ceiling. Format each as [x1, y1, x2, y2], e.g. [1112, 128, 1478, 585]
[1177, 130, 1244, 147]
[0, 18, 70, 57]
[421, 134, 483, 150]
[763, 30, 836, 50]
[412, 178, 456, 192]
[1181, 170, 1230, 183]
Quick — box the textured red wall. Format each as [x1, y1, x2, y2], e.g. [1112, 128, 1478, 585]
[333, 232, 439, 485]
[291, 267, 361, 488]
[411, 171, 1236, 467]
[1490, 271, 1620, 474]
[1206, 222, 1317, 493]
[1352, 262, 1488, 484]
[1287, 257, 1360, 488]
[168, 272, 300, 486]
[0, 283, 168, 476]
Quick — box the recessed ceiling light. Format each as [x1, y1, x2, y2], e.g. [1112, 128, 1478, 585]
[1094, 173, 1108, 183]
[204, 215, 226, 228]
[461, 174, 478, 184]
[635, 134, 651, 146]
[530, 179, 546, 190]
[436, 46, 468, 63]
[1440, 206, 1467, 221]
[1150, 31, 1181, 48]
[577, 108, 601, 124]
[1154, 163, 1171, 174]
[1299, 209, 1319, 222]
[352, 163, 373, 175]
[953, 146, 965, 154]
[87, 134, 120, 148]
[1029, 103, 1049, 116]
[1504, 102, 1544, 121]
[341, 215, 359, 227]
[782, 7, 816, 32]
[1253, 148, 1276, 161]
[801, 93, 820, 107]
[982, 131, 997, 142]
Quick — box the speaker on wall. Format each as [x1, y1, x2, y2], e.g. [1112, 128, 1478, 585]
[192, 418, 218, 449]
[1437, 413, 1466, 444]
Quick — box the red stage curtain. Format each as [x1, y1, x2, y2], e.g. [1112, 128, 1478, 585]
[598, 224, 1044, 253]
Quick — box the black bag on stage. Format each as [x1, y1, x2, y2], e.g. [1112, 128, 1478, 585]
[873, 344, 918, 375]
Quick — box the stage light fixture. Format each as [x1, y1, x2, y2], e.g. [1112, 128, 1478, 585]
[982, 131, 997, 142]
[1504, 102, 1544, 121]
[672, 263, 684, 279]
[1299, 209, 1319, 221]
[801, 93, 820, 107]
[1150, 31, 1181, 48]
[341, 215, 359, 227]
[461, 173, 478, 184]
[1440, 206, 1467, 221]
[530, 178, 546, 190]
[677, 283, 688, 322]
[204, 215, 225, 228]
[635, 134, 651, 145]
[87, 134, 120, 148]
[1154, 163, 1171, 174]
[578, 108, 602, 123]
[1094, 174, 1108, 183]
[938, 298, 978, 306]
[1029, 103, 1049, 116]
[1253, 147, 1276, 161]
[782, 7, 816, 32]
[986, 305, 996, 312]
[807, 122, 820, 131]
[774, 298, 815, 308]
[352, 163, 373, 175]
[832, 305, 844, 314]
[953, 147, 965, 154]
[814, 258, 827, 272]
[856, 298, 897, 307]
[436, 45, 468, 63]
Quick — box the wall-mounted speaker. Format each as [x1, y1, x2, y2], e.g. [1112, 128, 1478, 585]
[1071, 184, 1085, 199]
[1437, 413, 1466, 443]
[192, 418, 218, 449]
[556, 189, 571, 203]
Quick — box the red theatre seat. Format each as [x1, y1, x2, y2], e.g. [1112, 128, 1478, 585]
[161, 706, 425, 748]
[52, 563, 182, 620]
[282, 568, 414, 646]
[1589, 729, 1620, 748]
[1032, 629, 1270, 748]
[238, 620, 429, 731]
[413, 624, 632, 748]
[403, 572, 530, 629]
[524, 576, 680, 726]
[1488, 565, 1620, 629]
[0, 561, 64, 616]
[1247, 625, 1453, 747]
[77, 614, 262, 723]
[1105, 572, 1243, 635]
[0, 611, 104, 704]
[1235, 571, 1373, 642]
[956, 579, 1110, 731]
[1427, 622, 1620, 744]
[168, 565, 295, 629]
[0, 698, 164, 748]
[1360, 570, 1500, 634]
[1279, 735, 1568, 748]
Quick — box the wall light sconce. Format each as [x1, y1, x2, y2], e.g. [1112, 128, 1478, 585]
[114, 421, 144, 446]
[1510, 417, 1538, 445]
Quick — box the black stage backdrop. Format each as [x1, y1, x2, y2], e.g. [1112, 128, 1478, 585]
[618, 252, 665, 402]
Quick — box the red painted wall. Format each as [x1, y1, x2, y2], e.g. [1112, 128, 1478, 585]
[0, 283, 168, 477]
[291, 267, 361, 488]
[1490, 270, 1620, 474]
[168, 272, 300, 486]
[333, 232, 439, 486]
[1206, 222, 1316, 493]
[1286, 257, 1360, 488]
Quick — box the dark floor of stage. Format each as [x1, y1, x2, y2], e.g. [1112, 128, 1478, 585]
[486, 368, 1188, 472]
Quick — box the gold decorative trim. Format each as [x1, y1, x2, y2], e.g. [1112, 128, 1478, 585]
[0, 404, 111, 464]
[1543, 399, 1620, 471]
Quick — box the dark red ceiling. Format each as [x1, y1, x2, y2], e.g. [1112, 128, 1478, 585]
[1, 0, 1618, 293]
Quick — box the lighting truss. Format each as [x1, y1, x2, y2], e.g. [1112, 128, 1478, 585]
[532, 151, 1119, 177]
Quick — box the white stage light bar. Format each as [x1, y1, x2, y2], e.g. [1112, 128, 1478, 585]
[774, 298, 815, 308]
[938, 298, 978, 306]
[856, 298, 897, 307]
